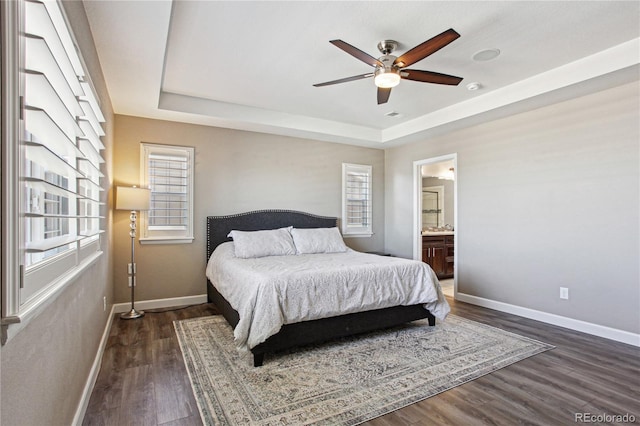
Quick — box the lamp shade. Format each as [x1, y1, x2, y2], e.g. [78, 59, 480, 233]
[116, 186, 151, 211]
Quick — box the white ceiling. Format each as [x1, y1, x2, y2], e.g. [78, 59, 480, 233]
[82, 1, 639, 149]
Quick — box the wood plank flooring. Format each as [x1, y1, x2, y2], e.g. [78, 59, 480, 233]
[83, 304, 219, 426]
[83, 298, 640, 426]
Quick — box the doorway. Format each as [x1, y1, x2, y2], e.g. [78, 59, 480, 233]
[413, 154, 457, 297]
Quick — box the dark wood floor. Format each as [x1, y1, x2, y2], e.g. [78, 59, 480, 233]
[83, 298, 640, 426]
[83, 304, 219, 426]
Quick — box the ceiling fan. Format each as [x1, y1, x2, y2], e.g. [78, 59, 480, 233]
[313, 28, 463, 105]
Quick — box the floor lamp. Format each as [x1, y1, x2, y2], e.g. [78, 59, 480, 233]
[116, 186, 151, 319]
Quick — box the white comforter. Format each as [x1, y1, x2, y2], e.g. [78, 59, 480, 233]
[206, 242, 450, 351]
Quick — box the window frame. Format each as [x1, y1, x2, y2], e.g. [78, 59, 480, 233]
[139, 142, 194, 244]
[341, 163, 373, 237]
[1, 0, 106, 344]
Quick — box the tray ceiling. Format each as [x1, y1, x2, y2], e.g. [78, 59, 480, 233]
[83, 1, 640, 148]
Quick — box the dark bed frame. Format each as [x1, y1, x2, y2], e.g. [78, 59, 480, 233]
[206, 209, 436, 367]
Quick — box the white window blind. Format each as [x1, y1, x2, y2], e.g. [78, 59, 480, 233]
[342, 163, 373, 236]
[140, 143, 194, 244]
[6, 0, 105, 321]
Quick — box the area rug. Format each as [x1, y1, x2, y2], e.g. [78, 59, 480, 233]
[174, 315, 553, 425]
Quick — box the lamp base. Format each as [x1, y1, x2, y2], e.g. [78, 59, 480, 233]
[120, 309, 145, 320]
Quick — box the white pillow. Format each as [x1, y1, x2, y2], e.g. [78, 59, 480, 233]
[227, 227, 296, 258]
[291, 227, 348, 254]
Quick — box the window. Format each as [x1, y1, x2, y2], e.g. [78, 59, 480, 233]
[139, 143, 194, 244]
[342, 163, 373, 237]
[2, 0, 106, 339]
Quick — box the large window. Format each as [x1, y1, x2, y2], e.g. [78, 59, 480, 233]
[139, 143, 194, 244]
[1, 0, 105, 341]
[342, 163, 373, 237]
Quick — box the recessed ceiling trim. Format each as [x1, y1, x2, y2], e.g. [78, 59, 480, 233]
[158, 91, 384, 145]
[382, 38, 640, 143]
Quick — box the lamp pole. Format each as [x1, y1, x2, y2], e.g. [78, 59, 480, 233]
[120, 210, 144, 319]
[115, 186, 150, 319]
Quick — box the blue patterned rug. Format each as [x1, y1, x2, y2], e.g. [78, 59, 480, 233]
[175, 314, 553, 425]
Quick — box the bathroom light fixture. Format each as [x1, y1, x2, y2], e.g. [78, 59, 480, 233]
[374, 68, 400, 88]
[445, 167, 455, 180]
[439, 167, 455, 180]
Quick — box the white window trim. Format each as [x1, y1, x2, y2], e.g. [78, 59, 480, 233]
[341, 163, 373, 237]
[139, 143, 194, 244]
[1, 0, 105, 344]
[1, 0, 23, 341]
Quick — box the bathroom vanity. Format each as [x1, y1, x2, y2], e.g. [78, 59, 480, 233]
[422, 233, 454, 279]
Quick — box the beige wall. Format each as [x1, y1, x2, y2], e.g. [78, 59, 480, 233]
[385, 81, 640, 334]
[113, 115, 385, 303]
[1, 1, 115, 425]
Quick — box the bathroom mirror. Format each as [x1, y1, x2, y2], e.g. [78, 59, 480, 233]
[422, 186, 444, 228]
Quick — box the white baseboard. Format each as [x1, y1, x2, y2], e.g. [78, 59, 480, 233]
[72, 304, 116, 426]
[455, 292, 640, 347]
[113, 294, 208, 313]
[73, 294, 209, 424]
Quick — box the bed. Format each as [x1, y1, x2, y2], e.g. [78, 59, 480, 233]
[206, 209, 449, 366]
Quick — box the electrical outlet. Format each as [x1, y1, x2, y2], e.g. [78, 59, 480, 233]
[103, 296, 107, 311]
[560, 287, 569, 300]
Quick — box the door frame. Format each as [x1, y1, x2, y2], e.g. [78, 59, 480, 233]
[413, 153, 458, 290]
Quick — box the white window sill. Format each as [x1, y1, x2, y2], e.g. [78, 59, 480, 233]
[139, 237, 194, 245]
[343, 233, 374, 238]
[2, 251, 103, 345]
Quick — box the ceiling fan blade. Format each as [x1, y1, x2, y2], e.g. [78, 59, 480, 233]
[313, 73, 374, 87]
[330, 40, 384, 68]
[393, 28, 460, 68]
[401, 69, 463, 85]
[377, 87, 391, 104]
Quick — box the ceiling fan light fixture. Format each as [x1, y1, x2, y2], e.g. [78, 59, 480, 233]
[374, 69, 400, 88]
[314, 29, 463, 104]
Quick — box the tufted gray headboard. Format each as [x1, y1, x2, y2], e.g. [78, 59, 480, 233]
[206, 210, 338, 260]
